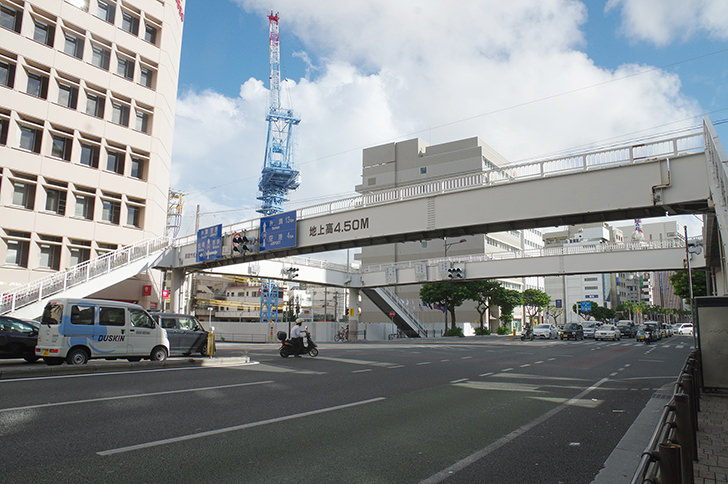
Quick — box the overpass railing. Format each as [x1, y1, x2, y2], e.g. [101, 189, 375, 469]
[173, 130, 705, 249]
[0, 236, 169, 315]
[360, 238, 702, 274]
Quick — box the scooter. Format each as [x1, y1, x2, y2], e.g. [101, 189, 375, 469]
[643, 331, 654, 345]
[278, 330, 319, 358]
[520, 328, 534, 341]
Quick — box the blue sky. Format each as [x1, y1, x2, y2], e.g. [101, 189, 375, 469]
[172, 0, 728, 239]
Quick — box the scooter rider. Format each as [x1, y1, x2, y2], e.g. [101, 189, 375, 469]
[290, 318, 306, 356]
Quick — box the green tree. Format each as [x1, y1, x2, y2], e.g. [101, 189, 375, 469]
[466, 280, 504, 331]
[669, 270, 707, 299]
[498, 289, 522, 328]
[522, 289, 550, 325]
[419, 282, 469, 330]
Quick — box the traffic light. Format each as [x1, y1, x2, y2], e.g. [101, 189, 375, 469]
[283, 267, 299, 279]
[448, 267, 464, 279]
[232, 232, 255, 254]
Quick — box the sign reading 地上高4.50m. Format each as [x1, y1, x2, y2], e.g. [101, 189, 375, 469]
[260, 211, 297, 252]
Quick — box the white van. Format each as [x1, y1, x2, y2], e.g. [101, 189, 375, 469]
[35, 298, 170, 365]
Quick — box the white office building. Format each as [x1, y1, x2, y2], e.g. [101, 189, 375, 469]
[0, 0, 184, 302]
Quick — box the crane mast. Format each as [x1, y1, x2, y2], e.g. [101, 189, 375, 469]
[257, 11, 301, 216]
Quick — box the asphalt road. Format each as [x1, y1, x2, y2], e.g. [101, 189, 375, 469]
[0, 335, 694, 483]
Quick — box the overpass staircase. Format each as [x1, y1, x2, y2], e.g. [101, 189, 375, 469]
[362, 287, 427, 337]
[0, 236, 169, 319]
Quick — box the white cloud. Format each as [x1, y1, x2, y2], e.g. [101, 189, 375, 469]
[173, 0, 707, 235]
[606, 0, 728, 45]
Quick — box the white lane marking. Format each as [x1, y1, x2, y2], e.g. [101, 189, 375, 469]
[352, 369, 372, 373]
[97, 397, 387, 456]
[0, 362, 260, 383]
[450, 378, 468, 384]
[479, 372, 494, 377]
[501, 368, 513, 372]
[421, 377, 610, 484]
[534, 361, 544, 365]
[387, 365, 405, 369]
[0, 380, 273, 413]
[520, 364, 531, 368]
[417, 362, 432, 366]
[461, 356, 473, 360]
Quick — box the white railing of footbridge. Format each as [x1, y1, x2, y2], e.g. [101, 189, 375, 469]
[0, 236, 169, 315]
[360, 238, 702, 274]
[174, 130, 705, 249]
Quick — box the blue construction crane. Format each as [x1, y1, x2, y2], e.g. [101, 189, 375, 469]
[257, 11, 300, 216]
[258, 12, 300, 323]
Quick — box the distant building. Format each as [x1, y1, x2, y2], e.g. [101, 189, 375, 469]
[0, 0, 185, 305]
[354, 137, 543, 332]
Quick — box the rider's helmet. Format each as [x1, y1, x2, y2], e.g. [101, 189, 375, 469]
[295, 318, 303, 325]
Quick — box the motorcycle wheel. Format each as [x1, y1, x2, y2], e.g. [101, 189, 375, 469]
[279, 347, 289, 358]
[308, 347, 319, 357]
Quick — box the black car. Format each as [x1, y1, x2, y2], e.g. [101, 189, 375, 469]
[151, 313, 214, 356]
[0, 316, 40, 362]
[560, 323, 584, 340]
[617, 324, 636, 338]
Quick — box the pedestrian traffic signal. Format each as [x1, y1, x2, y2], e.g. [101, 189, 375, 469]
[448, 267, 464, 279]
[232, 232, 255, 254]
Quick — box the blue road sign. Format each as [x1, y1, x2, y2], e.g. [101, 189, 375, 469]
[196, 224, 222, 262]
[580, 301, 592, 312]
[260, 211, 296, 252]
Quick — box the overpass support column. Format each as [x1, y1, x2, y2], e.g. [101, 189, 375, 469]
[169, 268, 186, 314]
[348, 288, 360, 341]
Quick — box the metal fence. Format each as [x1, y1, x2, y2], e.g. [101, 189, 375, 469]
[631, 350, 701, 484]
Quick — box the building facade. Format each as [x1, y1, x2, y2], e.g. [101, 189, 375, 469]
[0, 0, 184, 299]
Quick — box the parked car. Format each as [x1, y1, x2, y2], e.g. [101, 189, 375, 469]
[616, 323, 636, 338]
[582, 322, 597, 338]
[151, 313, 214, 356]
[0, 316, 40, 362]
[595, 324, 621, 341]
[677, 323, 694, 336]
[560, 323, 584, 340]
[533, 323, 558, 339]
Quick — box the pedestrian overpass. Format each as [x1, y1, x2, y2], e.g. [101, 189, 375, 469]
[2, 118, 726, 336]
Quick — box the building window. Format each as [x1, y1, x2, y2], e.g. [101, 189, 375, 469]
[116, 56, 134, 80]
[144, 23, 157, 44]
[101, 199, 121, 224]
[121, 11, 139, 35]
[91, 44, 110, 70]
[0, 4, 22, 33]
[80, 142, 100, 167]
[85, 91, 105, 118]
[95, 1, 115, 24]
[130, 156, 145, 179]
[4, 232, 30, 267]
[0, 58, 16, 88]
[96, 242, 117, 255]
[74, 191, 95, 219]
[135, 110, 149, 133]
[139, 65, 154, 88]
[63, 31, 84, 58]
[33, 19, 55, 47]
[111, 102, 129, 126]
[57, 81, 78, 109]
[51, 134, 72, 161]
[126, 204, 141, 228]
[45, 187, 67, 215]
[106, 150, 124, 174]
[12, 180, 36, 209]
[26, 71, 49, 99]
[0, 114, 8, 145]
[19, 125, 43, 153]
[69, 240, 91, 266]
[420, 167, 427, 175]
[38, 236, 61, 270]
[65, 0, 89, 11]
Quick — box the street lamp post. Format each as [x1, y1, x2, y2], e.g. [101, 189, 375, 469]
[443, 237, 467, 332]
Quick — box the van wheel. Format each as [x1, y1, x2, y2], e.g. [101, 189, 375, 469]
[150, 346, 168, 362]
[66, 348, 89, 365]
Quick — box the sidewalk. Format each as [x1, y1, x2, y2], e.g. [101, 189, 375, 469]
[695, 392, 728, 484]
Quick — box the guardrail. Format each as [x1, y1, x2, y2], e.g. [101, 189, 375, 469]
[630, 350, 701, 484]
[0, 236, 170, 315]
